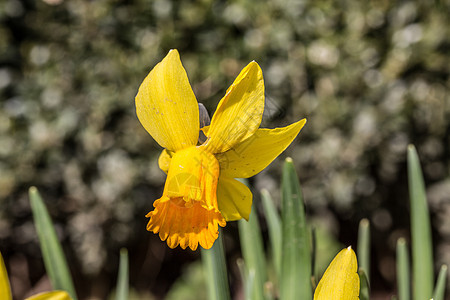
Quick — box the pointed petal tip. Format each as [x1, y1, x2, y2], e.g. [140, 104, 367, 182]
[243, 61, 261, 73]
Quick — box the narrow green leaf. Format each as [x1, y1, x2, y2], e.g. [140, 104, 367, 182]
[201, 229, 230, 300]
[260, 189, 282, 280]
[115, 248, 129, 300]
[358, 269, 370, 300]
[238, 179, 268, 300]
[396, 238, 410, 300]
[237, 259, 256, 300]
[238, 209, 268, 300]
[432, 265, 448, 300]
[407, 145, 434, 300]
[280, 157, 312, 299]
[357, 219, 371, 283]
[29, 187, 77, 300]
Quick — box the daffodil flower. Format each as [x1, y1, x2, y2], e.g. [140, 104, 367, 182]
[136, 49, 306, 250]
[0, 251, 72, 300]
[314, 246, 360, 300]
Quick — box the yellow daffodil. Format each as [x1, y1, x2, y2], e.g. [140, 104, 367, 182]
[136, 49, 306, 250]
[0, 251, 72, 300]
[314, 246, 360, 300]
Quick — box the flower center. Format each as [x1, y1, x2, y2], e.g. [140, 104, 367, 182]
[164, 146, 220, 210]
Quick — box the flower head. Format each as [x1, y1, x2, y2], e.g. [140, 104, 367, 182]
[136, 49, 306, 250]
[314, 246, 360, 300]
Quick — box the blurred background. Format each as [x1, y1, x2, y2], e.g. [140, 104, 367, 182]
[0, 0, 449, 299]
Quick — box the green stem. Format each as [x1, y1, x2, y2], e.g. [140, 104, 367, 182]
[201, 229, 230, 300]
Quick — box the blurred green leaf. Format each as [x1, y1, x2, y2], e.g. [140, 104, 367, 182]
[407, 145, 434, 300]
[260, 189, 282, 280]
[432, 265, 448, 300]
[201, 229, 230, 300]
[115, 248, 129, 300]
[238, 209, 268, 300]
[166, 262, 207, 300]
[357, 219, 370, 284]
[236, 258, 256, 300]
[358, 269, 370, 300]
[396, 238, 410, 300]
[29, 187, 77, 300]
[280, 158, 312, 299]
[238, 178, 268, 300]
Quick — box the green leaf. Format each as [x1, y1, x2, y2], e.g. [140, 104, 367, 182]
[29, 187, 77, 300]
[238, 210, 268, 300]
[357, 218, 371, 283]
[201, 228, 230, 300]
[407, 145, 434, 300]
[432, 265, 448, 300]
[238, 178, 268, 300]
[260, 189, 282, 280]
[396, 238, 410, 300]
[280, 158, 312, 299]
[115, 248, 129, 300]
[358, 269, 370, 300]
[236, 258, 256, 300]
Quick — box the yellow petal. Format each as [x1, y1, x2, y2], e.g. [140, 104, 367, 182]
[0, 252, 12, 300]
[217, 176, 253, 221]
[26, 291, 72, 300]
[135, 49, 199, 151]
[314, 247, 360, 300]
[218, 119, 306, 178]
[158, 149, 173, 173]
[203, 61, 264, 153]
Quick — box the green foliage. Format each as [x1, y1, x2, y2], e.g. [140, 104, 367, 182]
[166, 262, 208, 300]
[358, 269, 370, 300]
[396, 238, 410, 300]
[115, 248, 129, 300]
[260, 189, 282, 280]
[238, 204, 269, 300]
[201, 229, 230, 300]
[280, 158, 312, 299]
[433, 265, 448, 300]
[357, 219, 370, 283]
[29, 187, 78, 300]
[407, 145, 434, 300]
